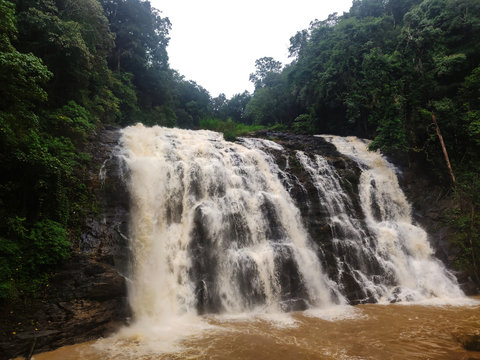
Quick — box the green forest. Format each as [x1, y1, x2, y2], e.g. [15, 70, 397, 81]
[0, 0, 479, 300]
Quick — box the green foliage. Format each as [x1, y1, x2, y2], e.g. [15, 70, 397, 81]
[145, 105, 177, 127]
[0, 218, 70, 299]
[99, 0, 175, 121]
[61, 0, 115, 58]
[293, 114, 315, 134]
[0, 234, 21, 299]
[460, 67, 480, 146]
[46, 101, 95, 143]
[245, 87, 279, 125]
[212, 91, 253, 124]
[111, 71, 140, 125]
[0, 0, 105, 301]
[245, 68, 296, 126]
[199, 118, 265, 141]
[369, 115, 407, 152]
[173, 78, 212, 128]
[249, 57, 283, 89]
[0, 4, 52, 138]
[246, 0, 480, 150]
[27, 220, 70, 268]
[0, 0, 16, 47]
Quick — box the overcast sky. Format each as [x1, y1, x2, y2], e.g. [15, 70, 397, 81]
[149, 0, 353, 98]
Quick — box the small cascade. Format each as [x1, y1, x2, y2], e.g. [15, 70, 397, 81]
[118, 124, 341, 321]
[295, 151, 391, 302]
[319, 135, 465, 302]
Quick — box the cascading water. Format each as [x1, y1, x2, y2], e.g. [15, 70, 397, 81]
[118, 124, 342, 323]
[318, 135, 465, 303]
[295, 150, 391, 302]
[117, 125, 468, 326]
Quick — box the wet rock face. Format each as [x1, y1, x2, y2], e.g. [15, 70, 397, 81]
[254, 131, 478, 302]
[258, 132, 375, 304]
[0, 126, 131, 359]
[394, 157, 479, 295]
[0, 258, 129, 359]
[78, 126, 130, 271]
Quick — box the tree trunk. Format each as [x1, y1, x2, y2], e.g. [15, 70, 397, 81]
[432, 112, 456, 185]
[469, 203, 480, 283]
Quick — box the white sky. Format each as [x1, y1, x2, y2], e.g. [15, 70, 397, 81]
[150, 0, 353, 98]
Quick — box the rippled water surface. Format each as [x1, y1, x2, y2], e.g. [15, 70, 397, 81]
[29, 299, 480, 360]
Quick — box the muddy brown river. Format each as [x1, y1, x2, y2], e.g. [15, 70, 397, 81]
[22, 299, 480, 360]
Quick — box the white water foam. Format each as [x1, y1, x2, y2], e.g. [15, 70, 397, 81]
[320, 135, 471, 305]
[96, 127, 474, 358]
[106, 125, 347, 354]
[303, 305, 366, 322]
[92, 315, 214, 359]
[119, 125, 340, 317]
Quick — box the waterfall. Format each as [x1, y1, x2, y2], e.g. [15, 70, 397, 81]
[117, 125, 466, 324]
[295, 150, 390, 302]
[118, 124, 341, 321]
[319, 135, 465, 302]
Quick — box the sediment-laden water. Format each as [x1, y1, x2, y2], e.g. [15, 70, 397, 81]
[29, 299, 480, 360]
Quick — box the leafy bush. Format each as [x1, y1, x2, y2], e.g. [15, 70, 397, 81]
[0, 218, 70, 299]
[199, 118, 265, 141]
[293, 114, 315, 134]
[27, 220, 71, 268]
[46, 101, 94, 144]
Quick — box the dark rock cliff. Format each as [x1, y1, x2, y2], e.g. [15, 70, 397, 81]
[0, 126, 130, 359]
[254, 131, 383, 304]
[396, 161, 479, 295]
[257, 131, 478, 297]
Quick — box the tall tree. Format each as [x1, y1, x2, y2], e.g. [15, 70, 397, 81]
[249, 56, 282, 89]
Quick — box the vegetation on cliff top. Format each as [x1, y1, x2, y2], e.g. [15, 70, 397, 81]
[0, 0, 479, 299]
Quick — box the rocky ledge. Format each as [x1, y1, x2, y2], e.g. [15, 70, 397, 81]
[0, 126, 130, 359]
[253, 130, 479, 298]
